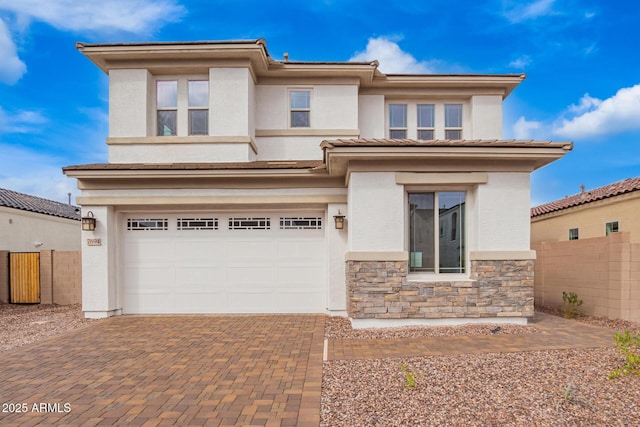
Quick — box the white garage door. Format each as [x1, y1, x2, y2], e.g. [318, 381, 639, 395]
[121, 212, 326, 314]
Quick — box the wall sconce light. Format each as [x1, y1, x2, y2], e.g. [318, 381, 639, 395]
[82, 211, 97, 231]
[333, 210, 346, 230]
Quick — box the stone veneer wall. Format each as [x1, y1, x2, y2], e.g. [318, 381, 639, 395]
[347, 259, 534, 319]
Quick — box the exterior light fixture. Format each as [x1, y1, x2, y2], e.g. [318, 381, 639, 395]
[333, 210, 346, 230]
[82, 211, 97, 231]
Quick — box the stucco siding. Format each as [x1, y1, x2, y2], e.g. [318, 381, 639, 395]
[471, 95, 502, 139]
[475, 173, 531, 251]
[0, 207, 80, 252]
[109, 69, 150, 137]
[348, 172, 404, 251]
[358, 95, 384, 138]
[255, 84, 358, 130]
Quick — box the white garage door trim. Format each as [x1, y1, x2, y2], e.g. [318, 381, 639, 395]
[120, 211, 326, 314]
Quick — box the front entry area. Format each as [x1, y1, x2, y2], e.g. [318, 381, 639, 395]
[121, 211, 326, 314]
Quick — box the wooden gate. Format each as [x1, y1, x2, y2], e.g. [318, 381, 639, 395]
[9, 252, 40, 303]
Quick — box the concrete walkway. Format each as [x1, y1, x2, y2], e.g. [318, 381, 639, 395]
[327, 312, 616, 360]
[0, 315, 325, 427]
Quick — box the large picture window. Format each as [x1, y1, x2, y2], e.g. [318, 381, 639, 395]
[409, 192, 465, 273]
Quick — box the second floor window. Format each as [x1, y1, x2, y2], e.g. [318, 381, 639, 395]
[569, 228, 579, 240]
[389, 104, 407, 138]
[290, 90, 310, 127]
[417, 104, 435, 140]
[188, 81, 209, 135]
[445, 104, 462, 139]
[157, 81, 178, 136]
[156, 79, 209, 136]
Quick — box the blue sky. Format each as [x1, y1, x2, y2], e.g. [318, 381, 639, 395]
[0, 0, 638, 207]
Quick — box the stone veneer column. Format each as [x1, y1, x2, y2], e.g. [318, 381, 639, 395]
[346, 259, 534, 319]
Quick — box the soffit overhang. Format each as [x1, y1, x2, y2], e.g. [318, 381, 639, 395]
[76, 40, 524, 94]
[62, 161, 338, 190]
[322, 140, 573, 178]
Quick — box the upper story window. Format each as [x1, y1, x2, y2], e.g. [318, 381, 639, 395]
[188, 81, 209, 135]
[156, 79, 209, 136]
[444, 104, 463, 139]
[157, 81, 178, 136]
[290, 90, 311, 127]
[409, 191, 465, 274]
[389, 104, 407, 138]
[417, 104, 435, 140]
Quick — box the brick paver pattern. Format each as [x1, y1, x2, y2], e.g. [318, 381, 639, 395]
[0, 315, 325, 427]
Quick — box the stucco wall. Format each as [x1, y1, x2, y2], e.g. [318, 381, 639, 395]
[81, 206, 119, 318]
[358, 95, 384, 138]
[109, 69, 150, 137]
[531, 193, 640, 243]
[109, 141, 255, 163]
[532, 232, 640, 322]
[476, 173, 531, 251]
[348, 172, 405, 251]
[255, 84, 359, 130]
[210, 68, 251, 137]
[471, 95, 502, 138]
[0, 207, 81, 252]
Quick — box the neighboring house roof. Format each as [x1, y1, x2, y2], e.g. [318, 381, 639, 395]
[531, 177, 640, 218]
[0, 188, 81, 221]
[320, 138, 573, 149]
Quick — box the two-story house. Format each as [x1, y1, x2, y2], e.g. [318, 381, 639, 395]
[64, 39, 571, 324]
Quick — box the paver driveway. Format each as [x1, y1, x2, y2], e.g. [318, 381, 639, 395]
[0, 315, 325, 427]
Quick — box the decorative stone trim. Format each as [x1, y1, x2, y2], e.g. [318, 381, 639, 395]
[346, 259, 534, 320]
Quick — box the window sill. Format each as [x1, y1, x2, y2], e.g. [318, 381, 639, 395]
[407, 273, 471, 282]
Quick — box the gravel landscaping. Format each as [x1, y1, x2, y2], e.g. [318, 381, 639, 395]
[0, 302, 99, 351]
[322, 311, 640, 426]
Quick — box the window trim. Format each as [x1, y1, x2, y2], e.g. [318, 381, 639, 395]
[569, 228, 579, 240]
[605, 221, 619, 236]
[289, 89, 311, 128]
[187, 80, 209, 136]
[154, 76, 209, 137]
[407, 190, 466, 275]
[444, 103, 463, 140]
[389, 103, 408, 138]
[417, 104, 435, 141]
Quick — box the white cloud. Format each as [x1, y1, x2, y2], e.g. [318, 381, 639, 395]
[513, 116, 542, 139]
[0, 18, 26, 84]
[508, 55, 532, 69]
[0, 106, 47, 133]
[0, 0, 185, 34]
[349, 36, 436, 74]
[503, 0, 555, 23]
[554, 85, 640, 138]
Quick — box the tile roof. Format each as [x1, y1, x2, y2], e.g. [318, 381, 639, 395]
[63, 160, 325, 172]
[531, 177, 640, 217]
[0, 188, 80, 221]
[321, 138, 573, 149]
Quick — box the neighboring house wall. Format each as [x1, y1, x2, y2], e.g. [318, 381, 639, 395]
[532, 232, 640, 322]
[0, 206, 81, 252]
[531, 192, 640, 243]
